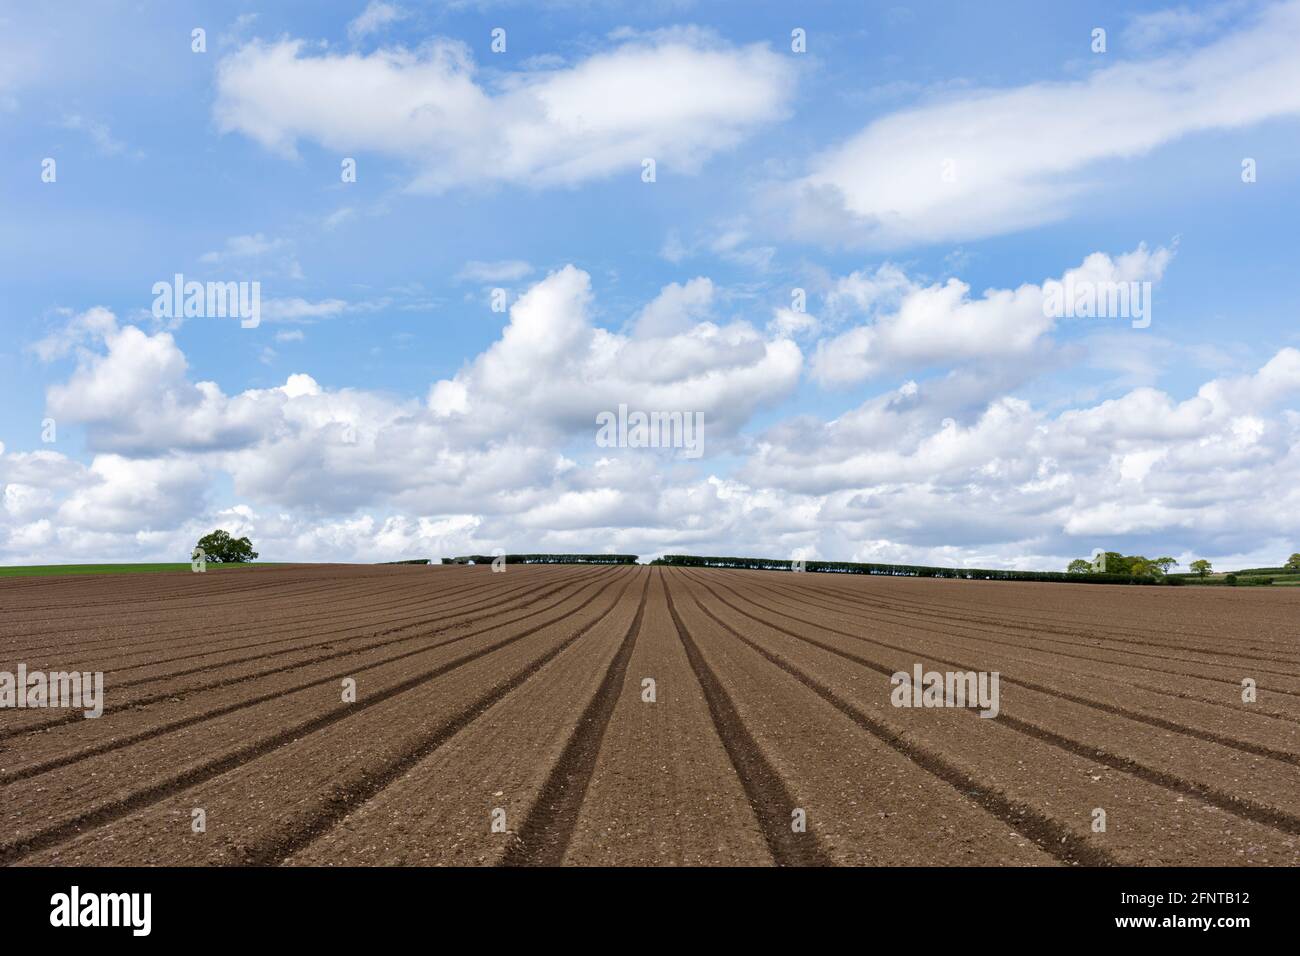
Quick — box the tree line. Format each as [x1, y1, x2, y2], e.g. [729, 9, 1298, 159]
[187, 529, 1300, 586]
[441, 554, 639, 565]
[1068, 552, 1300, 579]
[651, 554, 1171, 584]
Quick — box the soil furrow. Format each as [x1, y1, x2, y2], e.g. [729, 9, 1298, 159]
[0, 567, 602, 743]
[7, 563, 1298, 867]
[692, 572, 1300, 842]
[705, 572, 1300, 765]
[675, 572, 1112, 865]
[0, 573, 621, 864]
[499, 571, 650, 866]
[664, 581, 834, 866]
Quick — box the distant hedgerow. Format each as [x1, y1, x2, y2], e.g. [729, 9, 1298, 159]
[441, 554, 638, 566]
[648, 554, 1167, 585]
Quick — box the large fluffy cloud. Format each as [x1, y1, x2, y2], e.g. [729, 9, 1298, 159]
[10, 270, 801, 559]
[431, 266, 802, 438]
[744, 348, 1300, 561]
[43, 311, 278, 454]
[214, 28, 795, 190]
[811, 245, 1172, 385]
[10, 261, 1300, 571]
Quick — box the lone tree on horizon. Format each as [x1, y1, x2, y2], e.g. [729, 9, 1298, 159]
[1286, 553, 1300, 571]
[1190, 558, 1213, 577]
[195, 529, 258, 564]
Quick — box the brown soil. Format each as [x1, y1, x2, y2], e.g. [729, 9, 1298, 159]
[2, 563, 1297, 866]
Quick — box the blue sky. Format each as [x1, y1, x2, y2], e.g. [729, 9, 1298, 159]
[2, 0, 1300, 569]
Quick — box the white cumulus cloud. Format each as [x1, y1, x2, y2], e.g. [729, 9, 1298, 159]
[811, 245, 1172, 385]
[777, 1, 1300, 247]
[214, 28, 796, 191]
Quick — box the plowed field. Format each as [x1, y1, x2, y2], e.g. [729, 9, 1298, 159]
[2, 564, 1298, 866]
